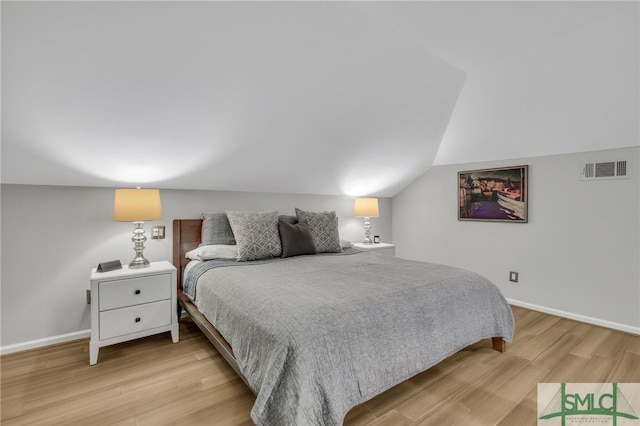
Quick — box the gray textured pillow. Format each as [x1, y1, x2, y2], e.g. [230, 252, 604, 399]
[295, 208, 342, 253]
[278, 220, 316, 258]
[201, 212, 236, 246]
[226, 211, 282, 261]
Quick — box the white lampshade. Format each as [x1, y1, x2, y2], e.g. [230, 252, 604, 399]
[113, 188, 162, 222]
[354, 198, 379, 218]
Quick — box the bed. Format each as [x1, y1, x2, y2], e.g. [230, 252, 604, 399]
[173, 213, 514, 426]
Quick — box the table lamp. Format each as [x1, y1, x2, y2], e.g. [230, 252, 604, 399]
[354, 198, 379, 244]
[113, 188, 162, 268]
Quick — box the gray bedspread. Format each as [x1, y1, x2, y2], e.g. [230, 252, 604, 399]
[185, 250, 514, 426]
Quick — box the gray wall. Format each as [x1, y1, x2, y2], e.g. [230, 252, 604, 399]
[0, 186, 392, 349]
[393, 147, 640, 332]
[3, 144, 638, 352]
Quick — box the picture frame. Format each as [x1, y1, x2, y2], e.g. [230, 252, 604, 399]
[458, 165, 528, 223]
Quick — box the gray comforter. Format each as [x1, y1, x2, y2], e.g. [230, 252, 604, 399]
[185, 250, 514, 426]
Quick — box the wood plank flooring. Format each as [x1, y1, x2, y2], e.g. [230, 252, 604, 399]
[2, 306, 639, 425]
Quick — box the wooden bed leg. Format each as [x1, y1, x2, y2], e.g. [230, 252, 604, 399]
[492, 337, 506, 352]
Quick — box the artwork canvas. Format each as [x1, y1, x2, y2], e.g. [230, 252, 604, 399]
[458, 165, 528, 222]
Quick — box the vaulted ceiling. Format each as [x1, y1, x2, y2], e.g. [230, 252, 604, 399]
[2, 1, 638, 196]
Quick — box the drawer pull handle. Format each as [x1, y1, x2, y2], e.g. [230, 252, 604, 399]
[135, 317, 141, 323]
[135, 290, 141, 295]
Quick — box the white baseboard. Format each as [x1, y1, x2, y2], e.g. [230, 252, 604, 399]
[507, 298, 640, 335]
[0, 330, 90, 356]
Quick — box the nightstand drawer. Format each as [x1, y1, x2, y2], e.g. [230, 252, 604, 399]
[99, 273, 171, 311]
[353, 243, 395, 256]
[371, 247, 395, 256]
[99, 300, 172, 340]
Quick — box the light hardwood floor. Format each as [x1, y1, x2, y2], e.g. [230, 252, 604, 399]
[2, 306, 639, 425]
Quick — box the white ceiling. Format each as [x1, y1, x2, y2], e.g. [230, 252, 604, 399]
[2, 1, 638, 196]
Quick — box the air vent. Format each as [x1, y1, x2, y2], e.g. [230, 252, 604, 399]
[581, 160, 629, 180]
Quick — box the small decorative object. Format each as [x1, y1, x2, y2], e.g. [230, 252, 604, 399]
[113, 188, 163, 268]
[96, 260, 122, 272]
[458, 165, 528, 222]
[374, 236, 380, 244]
[354, 198, 379, 244]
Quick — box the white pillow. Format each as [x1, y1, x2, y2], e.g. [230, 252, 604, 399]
[340, 239, 354, 249]
[186, 245, 238, 261]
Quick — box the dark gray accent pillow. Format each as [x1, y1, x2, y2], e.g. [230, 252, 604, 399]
[201, 212, 236, 246]
[278, 220, 316, 258]
[295, 208, 343, 254]
[278, 214, 298, 224]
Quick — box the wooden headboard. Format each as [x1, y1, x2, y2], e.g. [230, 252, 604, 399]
[172, 219, 203, 289]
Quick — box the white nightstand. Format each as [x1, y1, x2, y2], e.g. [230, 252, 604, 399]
[353, 242, 396, 256]
[90, 260, 178, 365]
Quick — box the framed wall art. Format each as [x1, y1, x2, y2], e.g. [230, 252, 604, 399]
[458, 165, 528, 223]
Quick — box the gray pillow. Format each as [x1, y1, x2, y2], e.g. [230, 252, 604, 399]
[278, 214, 298, 224]
[278, 220, 316, 258]
[201, 212, 236, 246]
[294, 208, 342, 254]
[226, 210, 282, 261]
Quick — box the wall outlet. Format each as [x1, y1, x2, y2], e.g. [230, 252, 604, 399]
[86, 289, 91, 304]
[509, 271, 519, 283]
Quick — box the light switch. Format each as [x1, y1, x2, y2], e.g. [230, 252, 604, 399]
[151, 225, 165, 239]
